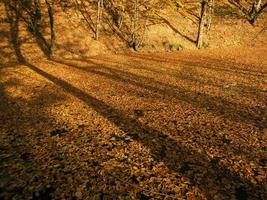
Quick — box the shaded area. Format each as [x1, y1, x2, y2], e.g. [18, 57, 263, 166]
[125, 53, 267, 77]
[77, 55, 267, 95]
[0, 72, 135, 199]
[21, 61, 266, 199]
[0, 4, 25, 64]
[4, 3, 25, 63]
[53, 57, 267, 131]
[1, 3, 266, 198]
[0, 83, 54, 200]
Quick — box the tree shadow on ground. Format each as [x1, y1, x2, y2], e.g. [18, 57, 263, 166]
[125, 53, 267, 77]
[214, 3, 246, 19]
[53, 58, 267, 132]
[0, 66, 147, 200]
[2, 3, 266, 197]
[119, 53, 267, 95]
[0, 73, 62, 199]
[0, 67, 141, 199]
[52, 57, 267, 169]
[23, 61, 267, 199]
[76, 55, 267, 97]
[157, 15, 196, 44]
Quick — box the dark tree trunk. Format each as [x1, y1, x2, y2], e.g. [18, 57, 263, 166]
[249, 0, 267, 25]
[23, 0, 55, 58]
[5, 2, 25, 63]
[45, 0, 55, 58]
[131, 0, 138, 51]
[197, 0, 208, 49]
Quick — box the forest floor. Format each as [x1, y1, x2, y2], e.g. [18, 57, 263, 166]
[0, 46, 267, 200]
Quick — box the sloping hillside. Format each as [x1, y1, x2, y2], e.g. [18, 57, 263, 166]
[53, 0, 267, 55]
[1, 0, 266, 60]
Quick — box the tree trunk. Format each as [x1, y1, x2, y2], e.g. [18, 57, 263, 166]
[95, 0, 103, 40]
[5, 2, 25, 63]
[45, 0, 55, 58]
[32, 0, 42, 32]
[131, 0, 138, 50]
[197, 0, 208, 49]
[206, 0, 214, 30]
[249, 0, 267, 25]
[26, 0, 53, 58]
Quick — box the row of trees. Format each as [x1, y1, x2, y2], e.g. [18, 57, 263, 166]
[1, 0, 267, 61]
[197, 0, 267, 48]
[71, 0, 165, 50]
[53, 0, 267, 49]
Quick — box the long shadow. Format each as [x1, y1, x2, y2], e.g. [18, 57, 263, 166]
[125, 53, 267, 78]
[0, 67, 139, 199]
[179, 55, 267, 75]
[25, 62, 266, 199]
[118, 53, 267, 94]
[3, 2, 266, 196]
[104, 15, 130, 45]
[51, 58, 267, 180]
[75, 56, 267, 96]
[53, 58, 267, 131]
[178, 11, 199, 26]
[228, 0, 250, 18]
[158, 15, 196, 44]
[75, 0, 96, 34]
[184, 3, 200, 19]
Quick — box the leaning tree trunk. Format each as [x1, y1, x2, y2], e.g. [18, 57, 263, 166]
[197, 0, 208, 49]
[27, 0, 55, 58]
[45, 0, 55, 58]
[131, 0, 138, 51]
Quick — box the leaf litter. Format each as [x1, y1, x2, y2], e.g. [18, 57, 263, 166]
[0, 46, 267, 199]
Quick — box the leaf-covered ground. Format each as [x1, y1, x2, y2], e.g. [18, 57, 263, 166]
[0, 46, 267, 199]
